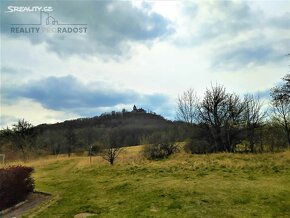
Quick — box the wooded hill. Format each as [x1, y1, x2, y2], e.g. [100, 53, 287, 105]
[27, 107, 178, 155]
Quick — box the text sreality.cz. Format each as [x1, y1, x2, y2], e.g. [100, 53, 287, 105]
[5, 6, 53, 13]
[10, 27, 88, 34]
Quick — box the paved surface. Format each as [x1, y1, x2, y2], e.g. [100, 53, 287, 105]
[3, 192, 51, 218]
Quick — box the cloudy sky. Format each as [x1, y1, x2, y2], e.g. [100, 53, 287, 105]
[1, 0, 289, 127]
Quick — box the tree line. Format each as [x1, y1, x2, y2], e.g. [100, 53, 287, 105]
[177, 74, 289, 153]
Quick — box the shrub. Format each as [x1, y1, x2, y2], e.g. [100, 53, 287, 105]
[143, 143, 179, 160]
[0, 166, 34, 210]
[184, 139, 211, 154]
[160, 143, 179, 156]
[89, 143, 102, 156]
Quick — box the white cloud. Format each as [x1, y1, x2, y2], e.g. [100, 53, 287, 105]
[1, 0, 289, 127]
[1, 99, 78, 128]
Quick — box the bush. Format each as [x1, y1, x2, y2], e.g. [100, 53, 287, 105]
[0, 166, 34, 210]
[143, 143, 179, 160]
[184, 139, 211, 154]
[89, 143, 102, 156]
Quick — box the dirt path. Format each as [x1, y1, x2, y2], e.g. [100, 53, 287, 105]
[2, 192, 51, 218]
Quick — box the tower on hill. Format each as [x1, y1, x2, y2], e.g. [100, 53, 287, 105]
[132, 105, 145, 113]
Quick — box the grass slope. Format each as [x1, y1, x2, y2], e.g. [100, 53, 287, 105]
[19, 146, 290, 217]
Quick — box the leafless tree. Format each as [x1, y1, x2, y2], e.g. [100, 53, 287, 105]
[243, 95, 267, 152]
[12, 119, 35, 159]
[176, 89, 199, 125]
[271, 74, 290, 102]
[178, 85, 270, 152]
[65, 127, 76, 157]
[100, 132, 122, 165]
[100, 144, 122, 165]
[271, 100, 290, 147]
[271, 74, 290, 147]
[197, 84, 229, 151]
[224, 94, 245, 152]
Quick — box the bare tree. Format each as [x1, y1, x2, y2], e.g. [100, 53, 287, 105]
[100, 144, 122, 165]
[176, 89, 199, 125]
[271, 100, 290, 147]
[242, 95, 266, 152]
[271, 74, 290, 147]
[271, 74, 290, 102]
[100, 132, 122, 165]
[65, 127, 76, 157]
[224, 94, 245, 152]
[197, 84, 229, 152]
[12, 119, 35, 159]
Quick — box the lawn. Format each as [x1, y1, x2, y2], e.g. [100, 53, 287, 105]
[19, 146, 290, 217]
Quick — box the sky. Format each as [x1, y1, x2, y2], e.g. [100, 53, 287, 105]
[0, 0, 289, 128]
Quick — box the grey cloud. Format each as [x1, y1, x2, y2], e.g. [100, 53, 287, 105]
[268, 13, 290, 29]
[178, 1, 289, 69]
[212, 38, 289, 70]
[181, 1, 260, 45]
[1, 1, 173, 59]
[1, 65, 31, 75]
[3, 75, 172, 116]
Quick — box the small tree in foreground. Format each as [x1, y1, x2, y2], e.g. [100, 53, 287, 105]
[100, 132, 122, 165]
[100, 144, 122, 165]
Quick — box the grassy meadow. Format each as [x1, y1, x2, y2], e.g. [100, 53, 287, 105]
[9, 146, 290, 217]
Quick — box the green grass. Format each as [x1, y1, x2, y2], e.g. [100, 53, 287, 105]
[19, 148, 290, 217]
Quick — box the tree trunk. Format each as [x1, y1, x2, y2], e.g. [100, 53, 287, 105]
[20, 145, 26, 161]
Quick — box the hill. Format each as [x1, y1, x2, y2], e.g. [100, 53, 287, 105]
[37, 108, 172, 130]
[30, 107, 177, 155]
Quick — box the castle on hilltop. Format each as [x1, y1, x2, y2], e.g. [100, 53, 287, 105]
[132, 105, 146, 113]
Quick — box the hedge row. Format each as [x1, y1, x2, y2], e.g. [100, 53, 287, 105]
[0, 166, 34, 210]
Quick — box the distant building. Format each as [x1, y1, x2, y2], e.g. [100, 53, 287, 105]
[132, 105, 146, 113]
